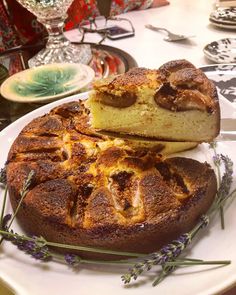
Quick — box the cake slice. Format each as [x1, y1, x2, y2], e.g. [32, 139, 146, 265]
[86, 60, 220, 142]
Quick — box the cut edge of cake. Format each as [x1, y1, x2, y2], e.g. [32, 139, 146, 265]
[86, 59, 220, 142]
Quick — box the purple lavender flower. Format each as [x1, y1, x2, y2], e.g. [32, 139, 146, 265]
[199, 215, 210, 229]
[160, 233, 191, 261]
[0, 167, 6, 185]
[1, 214, 12, 230]
[20, 170, 35, 194]
[25, 240, 37, 251]
[65, 253, 81, 266]
[32, 251, 49, 260]
[122, 233, 192, 284]
[217, 155, 233, 202]
[213, 154, 221, 166]
[2, 229, 52, 261]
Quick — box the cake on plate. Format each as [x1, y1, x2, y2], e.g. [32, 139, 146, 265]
[6, 101, 217, 259]
[86, 59, 220, 142]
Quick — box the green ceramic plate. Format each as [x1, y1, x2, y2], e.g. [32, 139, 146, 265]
[0, 63, 95, 103]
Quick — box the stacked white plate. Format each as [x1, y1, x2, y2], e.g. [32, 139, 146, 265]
[203, 38, 236, 63]
[209, 7, 236, 29]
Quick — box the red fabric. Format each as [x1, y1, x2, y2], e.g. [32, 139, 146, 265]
[0, 0, 169, 50]
[6, 0, 49, 44]
[0, 0, 20, 50]
[66, 0, 99, 30]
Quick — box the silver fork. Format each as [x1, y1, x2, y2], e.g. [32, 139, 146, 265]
[145, 24, 195, 42]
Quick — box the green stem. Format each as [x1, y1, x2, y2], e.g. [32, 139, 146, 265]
[7, 190, 27, 229]
[152, 266, 175, 287]
[0, 187, 8, 245]
[165, 260, 231, 266]
[212, 146, 224, 229]
[6, 171, 34, 230]
[220, 207, 225, 229]
[188, 218, 206, 239]
[209, 188, 236, 214]
[177, 258, 203, 262]
[0, 229, 144, 258]
[0, 186, 8, 228]
[53, 253, 134, 266]
[213, 153, 221, 189]
[46, 240, 144, 257]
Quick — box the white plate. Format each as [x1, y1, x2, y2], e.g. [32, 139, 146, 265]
[210, 7, 236, 28]
[0, 63, 95, 103]
[209, 20, 236, 30]
[200, 63, 236, 116]
[203, 38, 236, 64]
[0, 92, 236, 295]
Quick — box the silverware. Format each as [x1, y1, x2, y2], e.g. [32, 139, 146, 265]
[145, 24, 195, 42]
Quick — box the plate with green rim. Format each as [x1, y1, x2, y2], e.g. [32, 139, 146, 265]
[0, 63, 95, 103]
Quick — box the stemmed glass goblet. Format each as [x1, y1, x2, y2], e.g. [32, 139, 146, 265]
[16, 0, 92, 68]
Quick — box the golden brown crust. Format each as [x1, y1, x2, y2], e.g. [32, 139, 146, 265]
[159, 59, 196, 75]
[92, 68, 160, 108]
[93, 59, 220, 115]
[6, 100, 217, 259]
[93, 67, 159, 91]
[157, 60, 219, 113]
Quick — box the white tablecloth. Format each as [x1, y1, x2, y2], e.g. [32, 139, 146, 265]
[65, 0, 236, 68]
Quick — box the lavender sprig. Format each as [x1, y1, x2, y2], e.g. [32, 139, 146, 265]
[213, 154, 222, 167]
[1, 214, 51, 260]
[121, 216, 209, 285]
[11, 234, 51, 261]
[209, 142, 222, 185]
[152, 265, 176, 286]
[0, 167, 6, 186]
[0, 187, 8, 228]
[209, 154, 234, 214]
[0, 225, 144, 258]
[209, 144, 234, 228]
[1, 226, 52, 261]
[0, 170, 35, 245]
[216, 155, 233, 201]
[64, 253, 82, 267]
[210, 143, 224, 227]
[122, 233, 191, 284]
[7, 170, 35, 230]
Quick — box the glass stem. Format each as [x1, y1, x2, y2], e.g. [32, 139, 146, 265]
[38, 15, 70, 49]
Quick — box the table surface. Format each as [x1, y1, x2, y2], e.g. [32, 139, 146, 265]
[1, 0, 236, 294]
[65, 0, 236, 69]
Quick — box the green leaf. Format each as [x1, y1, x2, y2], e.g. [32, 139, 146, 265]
[11, 67, 77, 98]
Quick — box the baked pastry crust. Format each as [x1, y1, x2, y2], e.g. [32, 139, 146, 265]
[6, 101, 217, 259]
[86, 59, 220, 142]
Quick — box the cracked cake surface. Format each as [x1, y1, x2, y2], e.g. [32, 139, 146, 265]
[6, 100, 217, 259]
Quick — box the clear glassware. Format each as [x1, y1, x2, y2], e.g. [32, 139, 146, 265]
[16, 0, 92, 68]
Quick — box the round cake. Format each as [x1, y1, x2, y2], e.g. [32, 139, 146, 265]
[6, 100, 217, 259]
